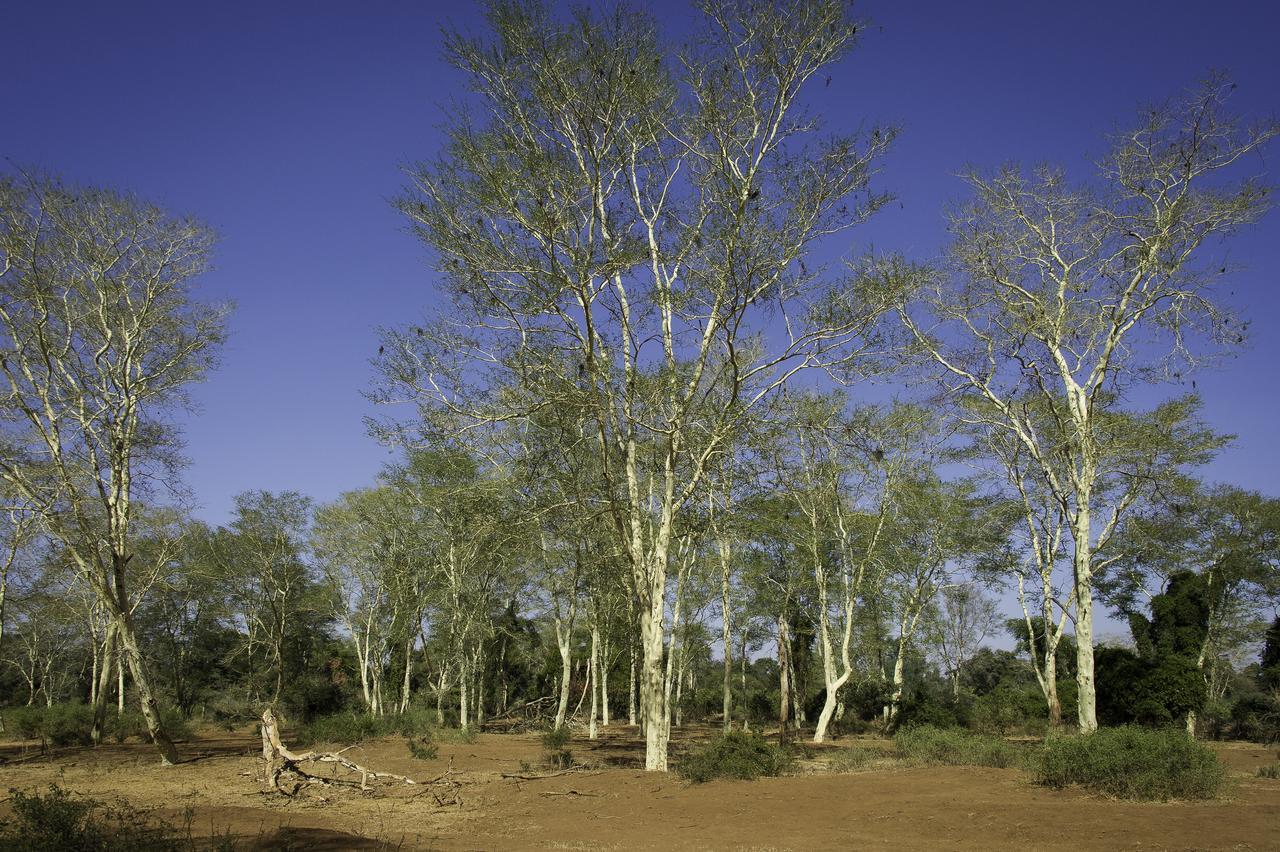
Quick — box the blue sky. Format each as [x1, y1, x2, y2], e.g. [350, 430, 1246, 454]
[6, 0, 1279, 553]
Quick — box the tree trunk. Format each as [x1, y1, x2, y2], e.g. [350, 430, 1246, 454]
[554, 619, 572, 730]
[1071, 510, 1098, 733]
[720, 547, 733, 732]
[90, 623, 117, 746]
[117, 614, 179, 765]
[399, 634, 413, 714]
[886, 633, 908, 732]
[588, 624, 600, 739]
[778, 617, 791, 743]
[627, 637, 637, 726]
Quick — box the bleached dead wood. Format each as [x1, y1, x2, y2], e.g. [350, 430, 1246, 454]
[259, 708, 416, 795]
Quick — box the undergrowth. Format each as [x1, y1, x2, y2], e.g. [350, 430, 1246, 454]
[677, 730, 791, 783]
[1034, 726, 1225, 800]
[894, 725, 1021, 768]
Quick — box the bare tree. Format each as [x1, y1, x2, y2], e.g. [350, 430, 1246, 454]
[0, 171, 229, 763]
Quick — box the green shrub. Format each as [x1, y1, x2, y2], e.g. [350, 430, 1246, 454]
[44, 705, 95, 747]
[405, 736, 438, 761]
[829, 746, 880, 772]
[392, 709, 435, 737]
[0, 784, 232, 851]
[539, 726, 571, 751]
[539, 726, 572, 768]
[106, 712, 147, 744]
[5, 706, 48, 743]
[293, 713, 392, 747]
[894, 725, 1021, 768]
[677, 731, 791, 783]
[1255, 763, 1279, 779]
[434, 724, 477, 744]
[1035, 726, 1225, 800]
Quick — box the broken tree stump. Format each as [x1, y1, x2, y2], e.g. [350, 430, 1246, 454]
[259, 708, 417, 796]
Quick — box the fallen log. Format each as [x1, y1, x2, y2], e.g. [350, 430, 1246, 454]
[259, 708, 416, 795]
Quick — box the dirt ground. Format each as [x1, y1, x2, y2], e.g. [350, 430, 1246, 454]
[0, 724, 1276, 851]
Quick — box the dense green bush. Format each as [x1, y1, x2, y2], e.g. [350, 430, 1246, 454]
[677, 731, 791, 783]
[894, 725, 1021, 768]
[293, 712, 392, 746]
[971, 684, 1047, 735]
[1230, 692, 1280, 744]
[1034, 726, 1225, 800]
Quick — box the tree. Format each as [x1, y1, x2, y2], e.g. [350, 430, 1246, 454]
[1101, 483, 1280, 732]
[212, 491, 319, 706]
[895, 80, 1276, 731]
[932, 582, 1000, 698]
[1096, 571, 1210, 727]
[375, 0, 898, 770]
[0, 171, 229, 763]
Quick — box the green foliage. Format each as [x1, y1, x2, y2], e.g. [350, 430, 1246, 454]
[0, 785, 232, 852]
[433, 724, 477, 744]
[677, 731, 792, 783]
[539, 726, 570, 751]
[971, 684, 1048, 735]
[539, 725, 572, 768]
[405, 735, 438, 761]
[828, 745, 879, 772]
[1034, 726, 1225, 800]
[293, 713, 392, 747]
[1230, 692, 1280, 744]
[1, 705, 190, 749]
[1257, 763, 1280, 779]
[894, 725, 1021, 768]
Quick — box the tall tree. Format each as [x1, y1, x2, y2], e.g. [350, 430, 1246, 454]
[895, 81, 1276, 731]
[375, 0, 898, 770]
[0, 171, 229, 763]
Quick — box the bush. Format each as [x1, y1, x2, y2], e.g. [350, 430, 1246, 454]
[1257, 763, 1280, 779]
[539, 726, 572, 768]
[677, 731, 791, 783]
[405, 736, 438, 761]
[1035, 726, 1225, 800]
[0, 784, 232, 851]
[293, 713, 392, 747]
[828, 746, 879, 772]
[434, 724, 478, 744]
[5, 706, 48, 743]
[1230, 692, 1280, 744]
[894, 725, 1021, 768]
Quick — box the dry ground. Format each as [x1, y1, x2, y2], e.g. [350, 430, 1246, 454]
[0, 724, 1277, 850]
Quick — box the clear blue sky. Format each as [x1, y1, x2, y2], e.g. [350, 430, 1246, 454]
[6, 0, 1279, 543]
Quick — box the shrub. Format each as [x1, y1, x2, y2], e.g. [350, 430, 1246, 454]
[1034, 726, 1225, 800]
[677, 731, 791, 783]
[894, 725, 1021, 768]
[971, 684, 1050, 736]
[1231, 692, 1280, 744]
[293, 713, 392, 747]
[5, 706, 48, 744]
[539, 726, 572, 768]
[405, 736, 438, 761]
[0, 784, 232, 851]
[828, 746, 879, 772]
[434, 724, 477, 744]
[1255, 763, 1279, 779]
[44, 705, 95, 747]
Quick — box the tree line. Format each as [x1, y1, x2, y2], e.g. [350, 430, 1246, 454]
[1, 0, 1277, 771]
